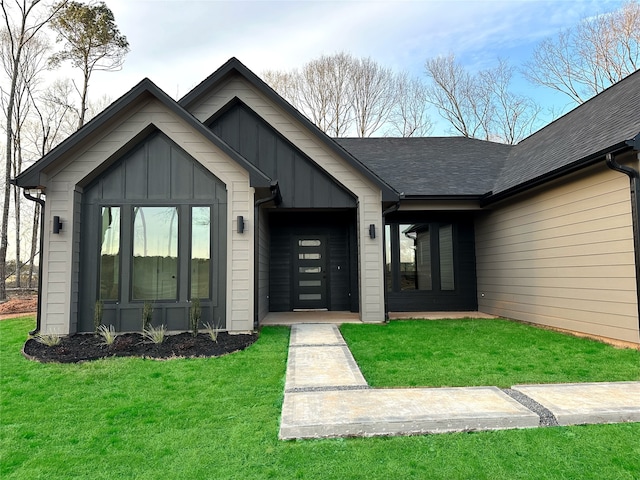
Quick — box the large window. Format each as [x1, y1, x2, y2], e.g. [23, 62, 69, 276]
[132, 206, 179, 300]
[386, 222, 455, 293]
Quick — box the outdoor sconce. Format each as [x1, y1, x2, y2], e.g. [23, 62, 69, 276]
[237, 215, 244, 234]
[369, 224, 376, 239]
[53, 216, 63, 234]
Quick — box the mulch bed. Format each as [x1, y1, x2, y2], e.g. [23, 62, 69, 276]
[23, 331, 258, 363]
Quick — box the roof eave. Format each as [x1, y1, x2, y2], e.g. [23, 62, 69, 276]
[179, 58, 400, 202]
[481, 139, 637, 207]
[14, 76, 272, 190]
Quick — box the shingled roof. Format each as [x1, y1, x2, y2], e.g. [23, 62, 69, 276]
[492, 69, 640, 197]
[337, 69, 640, 201]
[334, 137, 511, 197]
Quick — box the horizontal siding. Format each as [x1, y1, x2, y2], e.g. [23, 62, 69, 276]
[476, 164, 639, 343]
[42, 98, 255, 333]
[189, 75, 385, 321]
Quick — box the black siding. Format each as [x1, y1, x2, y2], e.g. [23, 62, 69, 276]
[209, 100, 356, 209]
[269, 211, 358, 312]
[78, 132, 227, 332]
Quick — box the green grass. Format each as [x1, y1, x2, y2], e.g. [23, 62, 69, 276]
[2, 317, 639, 479]
[340, 319, 640, 388]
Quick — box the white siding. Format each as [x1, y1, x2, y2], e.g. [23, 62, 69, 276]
[39, 98, 255, 333]
[188, 75, 386, 321]
[476, 163, 640, 343]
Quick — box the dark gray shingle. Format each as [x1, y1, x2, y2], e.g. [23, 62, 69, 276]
[335, 137, 511, 196]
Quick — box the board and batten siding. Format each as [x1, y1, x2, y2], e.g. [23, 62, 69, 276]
[188, 74, 386, 321]
[476, 162, 640, 343]
[257, 208, 270, 322]
[39, 98, 255, 334]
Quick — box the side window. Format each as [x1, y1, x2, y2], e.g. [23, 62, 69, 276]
[99, 206, 120, 300]
[191, 206, 211, 299]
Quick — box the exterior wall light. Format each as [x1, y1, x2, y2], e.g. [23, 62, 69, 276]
[237, 215, 244, 234]
[369, 224, 376, 239]
[53, 216, 63, 234]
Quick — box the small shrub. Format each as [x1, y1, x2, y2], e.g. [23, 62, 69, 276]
[33, 332, 62, 347]
[94, 300, 103, 334]
[97, 324, 118, 345]
[190, 298, 201, 337]
[142, 324, 166, 344]
[203, 319, 222, 343]
[142, 301, 153, 331]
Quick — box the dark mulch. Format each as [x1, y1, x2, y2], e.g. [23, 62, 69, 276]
[23, 331, 258, 363]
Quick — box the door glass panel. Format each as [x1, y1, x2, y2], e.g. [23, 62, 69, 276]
[191, 206, 210, 299]
[299, 280, 322, 287]
[299, 266, 321, 273]
[100, 206, 120, 300]
[299, 239, 321, 247]
[439, 224, 455, 290]
[299, 293, 322, 301]
[299, 253, 321, 259]
[132, 206, 178, 300]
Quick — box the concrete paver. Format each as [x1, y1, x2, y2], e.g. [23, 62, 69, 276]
[280, 386, 539, 439]
[513, 382, 640, 426]
[285, 345, 368, 390]
[290, 324, 346, 346]
[278, 322, 640, 439]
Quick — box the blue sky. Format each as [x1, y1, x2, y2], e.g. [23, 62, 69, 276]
[64, 0, 627, 134]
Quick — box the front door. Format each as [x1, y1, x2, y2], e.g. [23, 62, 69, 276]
[292, 235, 328, 309]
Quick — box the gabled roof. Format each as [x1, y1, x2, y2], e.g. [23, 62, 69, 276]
[335, 137, 511, 198]
[490, 69, 640, 199]
[179, 57, 400, 202]
[15, 77, 273, 189]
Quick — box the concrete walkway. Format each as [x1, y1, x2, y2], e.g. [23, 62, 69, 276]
[279, 324, 640, 439]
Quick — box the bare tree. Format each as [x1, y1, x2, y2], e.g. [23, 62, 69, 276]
[481, 60, 540, 144]
[350, 57, 396, 137]
[50, 0, 129, 129]
[295, 52, 354, 136]
[387, 72, 433, 137]
[425, 54, 491, 139]
[425, 54, 539, 144]
[525, 0, 640, 104]
[0, 0, 67, 301]
[264, 52, 430, 138]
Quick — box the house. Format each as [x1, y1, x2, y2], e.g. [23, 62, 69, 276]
[14, 58, 640, 345]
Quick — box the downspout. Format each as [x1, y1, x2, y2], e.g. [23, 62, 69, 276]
[22, 190, 45, 335]
[606, 151, 640, 335]
[253, 182, 281, 329]
[381, 198, 402, 322]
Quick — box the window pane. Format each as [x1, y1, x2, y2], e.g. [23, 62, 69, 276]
[191, 207, 211, 299]
[399, 224, 432, 291]
[416, 226, 432, 291]
[100, 206, 120, 300]
[299, 280, 321, 287]
[132, 207, 178, 300]
[385, 225, 392, 292]
[440, 224, 455, 290]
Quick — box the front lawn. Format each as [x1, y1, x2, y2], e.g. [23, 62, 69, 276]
[340, 318, 640, 388]
[1, 317, 639, 479]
